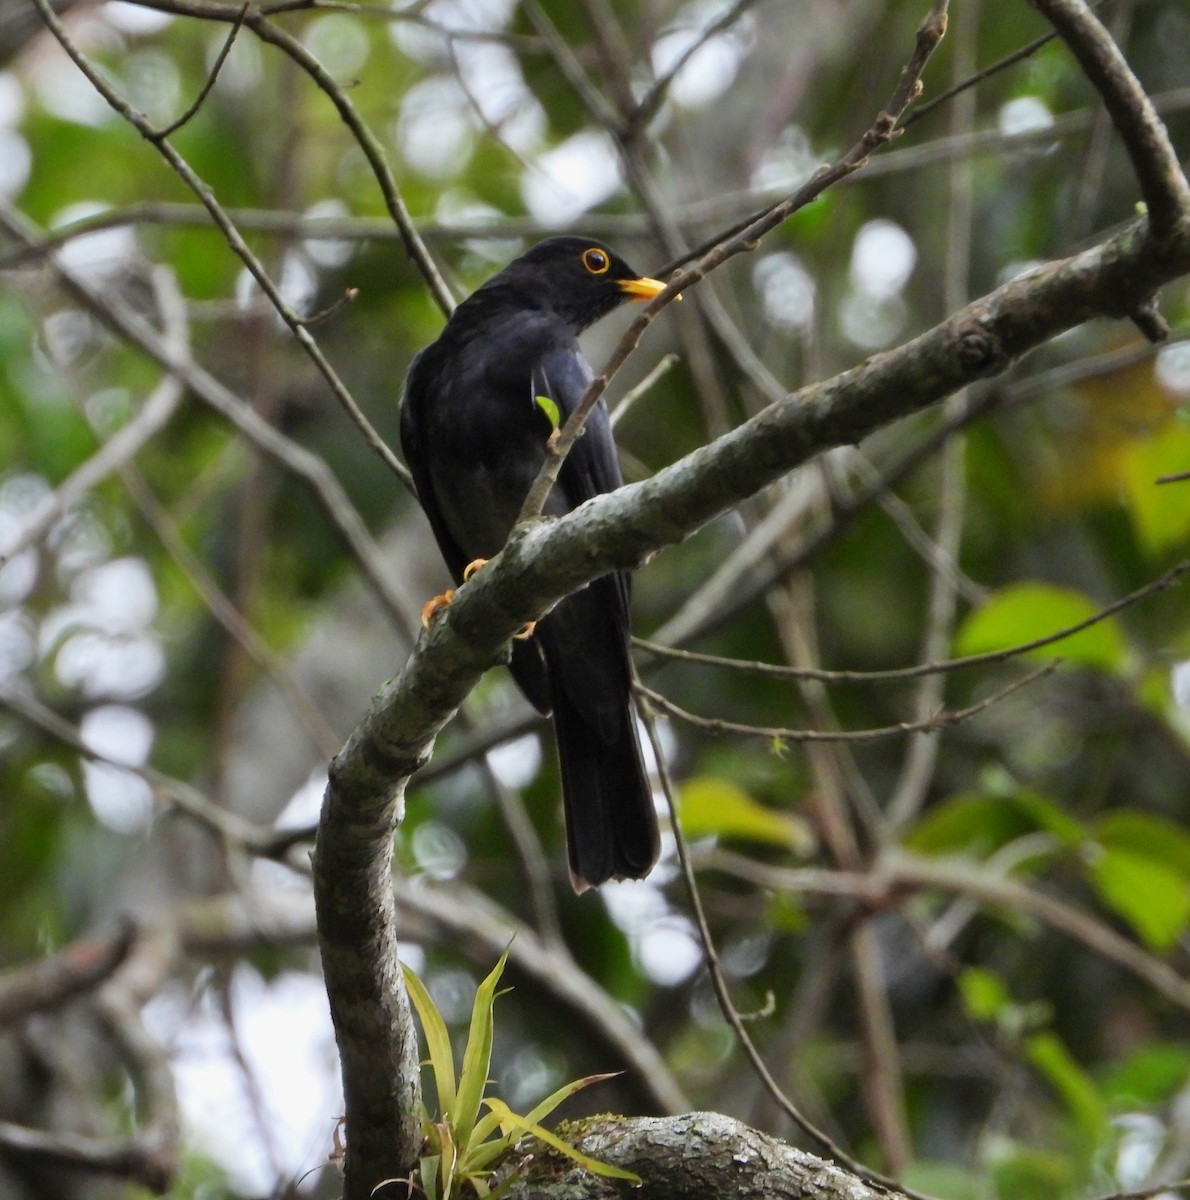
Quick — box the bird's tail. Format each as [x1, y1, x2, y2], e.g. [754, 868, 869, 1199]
[550, 678, 659, 892]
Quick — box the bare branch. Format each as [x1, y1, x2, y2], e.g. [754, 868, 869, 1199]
[637, 554, 1190, 681]
[0, 1119, 176, 1195]
[717, 851, 1190, 1012]
[1031, 0, 1190, 236]
[0, 202, 410, 627]
[0, 267, 187, 563]
[0, 926, 181, 1194]
[156, 0, 249, 137]
[0, 924, 135, 1025]
[636, 663, 1056, 744]
[30, 0, 412, 489]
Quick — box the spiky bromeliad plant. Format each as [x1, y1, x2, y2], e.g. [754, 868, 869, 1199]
[396, 950, 641, 1199]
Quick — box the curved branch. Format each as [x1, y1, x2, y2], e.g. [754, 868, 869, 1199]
[314, 204, 1190, 1195]
[1032, 0, 1190, 236]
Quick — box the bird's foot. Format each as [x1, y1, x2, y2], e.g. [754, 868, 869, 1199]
[452, 558, 535, 639]
[420, 590, 455, 627]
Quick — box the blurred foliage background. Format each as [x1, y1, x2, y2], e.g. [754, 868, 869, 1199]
[1, 0, 1189, 1196]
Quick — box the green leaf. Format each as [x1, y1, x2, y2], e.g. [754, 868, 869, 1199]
[453, 948, 510, 1148]
[958, 967, 1011, 1023]
[987, 1139, 1076, 1200]
[954, 583, 1127, 673]
[1122, 423, 1190, 555]
[483, 1099, 641, 1184]
[461, 1073, 618, 1176]
[535, 394, 560, 431]
[436, 1124, 458, 1200]
[901, 1160, 982, 1200]
[678, 776, 813, 851]
[522, 1073, 619, 1128]
[1024, 1032, 1106, 1140]
[1088, 847, 1190, 951]
[402, 962, 457, 1115]
[1093, 810, 1190, 877]
[1100, 1040, 1190, 1106]
[462, 1110, 509, 1165]
[419, 1155, 441, 1200]
[906, 790, 1082, 857]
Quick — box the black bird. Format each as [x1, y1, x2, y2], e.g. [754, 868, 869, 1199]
[400, 237, 667, 890]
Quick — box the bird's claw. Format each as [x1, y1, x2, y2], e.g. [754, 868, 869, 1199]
[420, 590, 455, 627]
[426, 560, 532, 638]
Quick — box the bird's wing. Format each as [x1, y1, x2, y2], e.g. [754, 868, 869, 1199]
[402, 343, 555, 716]
[532, 344, 632, 619]
[531, 345, 624, 503]
[398, 351, 474, 584]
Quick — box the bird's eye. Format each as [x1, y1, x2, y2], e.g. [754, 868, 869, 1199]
[581, 247, 610, 275]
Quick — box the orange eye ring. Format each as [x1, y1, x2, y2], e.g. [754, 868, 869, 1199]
[581, 247, 610, 275]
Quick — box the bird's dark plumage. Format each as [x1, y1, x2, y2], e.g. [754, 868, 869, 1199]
[400, 237, 664, 890]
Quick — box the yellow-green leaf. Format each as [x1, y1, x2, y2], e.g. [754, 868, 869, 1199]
[454, 949, 510, 1147]
[954, 583, 1127, 673]
[483, 1099, 641, 1184]
[1089, 847, 1190, 951]
[1025, 1032, 1107, 1140]
[678, 776, 812, 851]
[958, 966, 1010, 1023]
[535, 394, 560, 431]
[1122, 423, 1190, 555]
[1094, 810, 1190, 875]
[522, 1073, 620, 1129]
[906, 789, 1081, 857]
[403, 962, 457, 1115]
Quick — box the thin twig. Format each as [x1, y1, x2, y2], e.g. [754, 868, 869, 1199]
[156, 0, 249, 137]
[637, 662, 1057, 744]
[629, 0, 764, 130]
[886, 2, 978, 833]
[127, 0, 457, 314]
[609, 353, 681, 428]
[515, 0, 951, 527]
[714, 850, 1190, 1012]
[0, 267, 186, 565]
[637, 683, 935, 1200]
[0, 923, 136, 1025]
[0, 201, 411, 629]
[120, 466, 344, 759]
[0, 685, 286, 856]
[30, 0, 413, 490]
[637, 555, 1190, 681]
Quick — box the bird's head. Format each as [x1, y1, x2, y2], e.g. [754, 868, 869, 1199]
[486, 236, 670, 332]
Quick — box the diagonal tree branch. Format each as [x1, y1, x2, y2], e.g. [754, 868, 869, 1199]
[314, 196, 1190, 1195]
